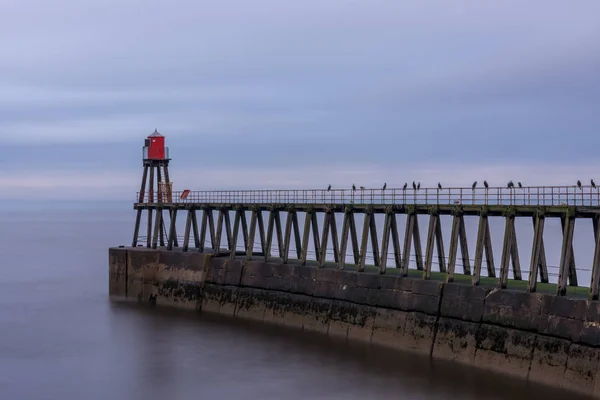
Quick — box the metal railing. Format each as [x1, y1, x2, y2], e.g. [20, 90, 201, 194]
[136, 185, 600, 207]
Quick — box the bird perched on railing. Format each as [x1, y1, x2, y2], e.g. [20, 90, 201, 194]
[438, 183, 442, 190]
[412, 181, 416, 190]
[403, 182, 407, 191]
[472, 181, 477, 190]
[360, 186, 365, 190]
[592, 179, 596, 189]
[484, 180, 489, 190]
[382, 183, 387, 190]
[352, 184, 356, 191]
[577, 180, 582, 190]
[518, 182, 522, 189]
[507, 180, 514, 189]
[327, 184, 331, 191]
[417, 182, 421, 190]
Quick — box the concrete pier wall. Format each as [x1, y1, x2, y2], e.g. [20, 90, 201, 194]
[109, 247, 600, 397]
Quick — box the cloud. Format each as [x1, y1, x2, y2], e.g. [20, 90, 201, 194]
[1, 0, 599, 184]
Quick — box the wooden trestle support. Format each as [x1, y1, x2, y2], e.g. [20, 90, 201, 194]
[131, 201, 600, 300]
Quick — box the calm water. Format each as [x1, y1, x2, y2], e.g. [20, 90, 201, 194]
[0, 204, 594, 400]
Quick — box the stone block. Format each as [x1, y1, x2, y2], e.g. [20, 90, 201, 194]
[379, 275, 399, 290]
[356, 273, 381, 289]
[316, 268, 338, 284]
[283, 294, 311, 329]
[347, 304, 376, 343]
[473, 324, 535, 379]
[109, 248, 128, 297]
[263, 292, 289, 325]
[440, 283, 486, 322]
[562, 344, 600, 396]
[482, 289, 541, 331]
[224, 260, 245, 285]
[537, 315, 583, 342]
[432, 317, 478, 364]
[529, 335, 570, 387]
[302, 298, 332, 334]
[371, 308, 408, 351]
[402, 312, 436, 355]
[235, 288, 267, 322]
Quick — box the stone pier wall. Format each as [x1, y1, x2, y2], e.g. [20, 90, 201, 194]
[109, 247, 600, 397]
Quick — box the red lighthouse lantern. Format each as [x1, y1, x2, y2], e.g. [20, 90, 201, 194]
[143, 129, 169, 160]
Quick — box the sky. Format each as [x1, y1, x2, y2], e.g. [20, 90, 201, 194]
[1, 0, 600, 200]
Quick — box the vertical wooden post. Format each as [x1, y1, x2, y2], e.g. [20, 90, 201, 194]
[246, 208, 258, 260]
[339, 211, 349, 269]
[207, 208, 216, 252]
[484, 219, 496, 278]
[499, 213, 514, 289]
[349, 211, 360, 265]
[435, 215, 446, 272]
[369, 212, 380, 267]
[311, 211, 321, 263]
[215, 209, 224, 255]
[424, 212, 438, 280]
[446, 213, 461, 283]
[389, 212, 402, 269]
[167, 208, 178, 250]
[473, 213, 487, 286]
[319, 211, 331, 267]
[257, 210, 266, 255]
[292, 211, 302, 259]
[528, 213, 545, 292]
[380, 211, 392, 274]
[531, 216, 549, 283]
[183, 209, 192, 252]
[199, 209, 208, 253]
[359, 212, 371, 272]
[330, 212, 340, 264]
[265, 210, 276, 262]
[152, 206, 161, 249]
[401, 212, 415, 276]
[509, 221, 522, 280]
[458, 215, 471, 275]
[230, 208, 241, 260]
[191, 209, 200, 250]
[274, 211, 284, 258]
[146, 166, 155, 248]
[413, 215, 424, 271]
[132, 209, 142, 247]
[300, 210, 312, 265]
[590, 216, 600, 300]
[557, 214, 575, 296]
[561, 215, 578, 286]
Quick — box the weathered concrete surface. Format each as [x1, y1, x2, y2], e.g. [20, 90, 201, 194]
[109, 247, 600, 397]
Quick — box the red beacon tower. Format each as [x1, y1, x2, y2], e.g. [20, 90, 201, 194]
[143, 129, 169, 161]
[132, 129, 176, 248]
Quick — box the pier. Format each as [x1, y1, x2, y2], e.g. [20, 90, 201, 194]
[111, 131, 600, 397]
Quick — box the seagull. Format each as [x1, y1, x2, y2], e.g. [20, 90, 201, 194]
[382, 183, 387, 190]
[438, 182, 442, 190]
[592, 179, 596, 189]
[577, 180, 582, 190]
[327, 184, 331, 191]
[352, 184, 356, 191]
[507, 180, 514, 189]
[483, 180, 489, 190]
[417, 182, 421, 190]
[412, 181, 416, 190]
[518, 182, 522, 189]
[472, 181, 477, 190]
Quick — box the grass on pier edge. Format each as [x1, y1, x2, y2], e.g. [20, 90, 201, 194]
[283, 258, 590, 298]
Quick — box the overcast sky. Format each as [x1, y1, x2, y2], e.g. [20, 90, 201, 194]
[1, 0, 600, 199]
